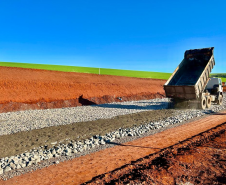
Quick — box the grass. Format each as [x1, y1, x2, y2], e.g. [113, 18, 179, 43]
[210, 73, 226, 82]
[0, 61, 225, 81]
[0, 61, 171, 80]
[220, 78, 226, 82]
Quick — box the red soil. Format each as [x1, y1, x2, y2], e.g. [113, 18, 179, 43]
[1, 111, 226, 185]
[0, 66, 165, 113]
[223, 82, 226, 92]
[87, 122, 226, 185]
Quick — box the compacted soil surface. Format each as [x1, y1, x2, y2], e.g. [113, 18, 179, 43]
[86, 122, 226, 185]
[1, 66, 225, 185]
[0, 66, 165, 113]
[1, 111, 226, 185]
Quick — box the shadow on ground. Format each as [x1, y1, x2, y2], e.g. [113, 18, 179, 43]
[79, 95, 97, 106]
[94, 102, 169, 110]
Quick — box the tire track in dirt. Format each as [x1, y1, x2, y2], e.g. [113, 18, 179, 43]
[1, 111, 226, 185]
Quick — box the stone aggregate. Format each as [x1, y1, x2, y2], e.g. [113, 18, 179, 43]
[0, 94, 226, 174]
[0, 98, 170, 136]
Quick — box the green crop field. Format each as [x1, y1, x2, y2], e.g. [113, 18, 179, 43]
[0, 61, 171, 80]
[210, 73, 226, 82]
[0, 61, 225, 81]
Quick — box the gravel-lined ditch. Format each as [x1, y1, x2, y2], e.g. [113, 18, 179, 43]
[0, 95, 226, 179]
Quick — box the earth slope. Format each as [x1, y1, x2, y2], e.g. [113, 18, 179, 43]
[0, 66, 165, 113]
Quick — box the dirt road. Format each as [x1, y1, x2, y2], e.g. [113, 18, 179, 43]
[1, 111, 226, 185]
[86, 120, 226, 185]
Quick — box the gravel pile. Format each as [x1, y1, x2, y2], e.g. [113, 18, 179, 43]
[0, 98, 170, 136]
[0, 94, 226, 175]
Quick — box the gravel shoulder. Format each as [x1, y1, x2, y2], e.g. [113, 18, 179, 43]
[0, 108, 174, 158]
[0, 95, 225, 180]
[0, 98, 169, 136]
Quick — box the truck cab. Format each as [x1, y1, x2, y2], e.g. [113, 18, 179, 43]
[205, 78, 223, 94]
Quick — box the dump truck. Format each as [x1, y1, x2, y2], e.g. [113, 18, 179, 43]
[164, 47, 223, 109]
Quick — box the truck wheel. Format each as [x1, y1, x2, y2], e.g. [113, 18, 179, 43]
[206, 96, 211, 108]
[217, 95, 223, 105]
[200, 97, 206, 109]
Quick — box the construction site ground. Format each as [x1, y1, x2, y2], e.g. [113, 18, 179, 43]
[0, 111, 226, 185]
[0, 66, 225, 184]
[86, 116, 226, 185]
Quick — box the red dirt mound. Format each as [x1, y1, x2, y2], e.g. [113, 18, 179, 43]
[0, 66, 166, 113]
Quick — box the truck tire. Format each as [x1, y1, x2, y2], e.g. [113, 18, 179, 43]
[217, 95, 223, 105]
[200, 97, 206, 110]
[206, 96, 211, 108]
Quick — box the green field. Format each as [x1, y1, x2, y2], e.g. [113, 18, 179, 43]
[0, 61, 225, 81]
[0, 61, 171, 80]
[210, 73, 226, 82]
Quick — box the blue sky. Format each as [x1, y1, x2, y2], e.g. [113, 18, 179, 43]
[0, 0, 225, 73]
